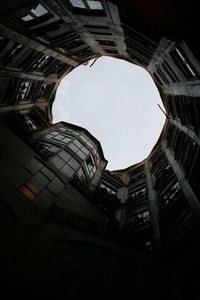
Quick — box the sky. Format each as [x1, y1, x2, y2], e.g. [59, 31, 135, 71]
[52, 56, 165, 171]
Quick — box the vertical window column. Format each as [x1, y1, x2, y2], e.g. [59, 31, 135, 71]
[161, 140, 200, 227]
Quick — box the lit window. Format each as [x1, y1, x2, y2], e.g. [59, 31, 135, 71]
[26, 172, 49, 194]
[69, 0, 86, 8]
[87, 0, 103, 10]
[20, 185, 36, 200]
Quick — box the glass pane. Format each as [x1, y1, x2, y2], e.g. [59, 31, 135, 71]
[31, 4, 48, 17]
[50, 146, 60, 153]
[68, 157, 80, 170]
[80, 135, 88, 143]
[10, 167, 31, 187]
[41, 167, 55, 180]
[88, 171, 94, 178]
[61, 164, 75, 178]
[22, 15, 34, 21]
[51, 131, 58, 136]
[62, 137, 72, 144]
[54, 134, 64, 141]
[73, 139, 82, 148]
[87, 156, 94, 171]
[59, 150, 72, 163]
[50, 156, 66, 169]
[87, 140, 94, 149]
[20, 185, 35, 200]
[47, 177, 65, 195]
[68, 143, 79, 153]
[76, 149, 86, 160]
[87, 0, 103, 10]
[45, 134, 53, 139]
[25, 158, 43, 174]
[69, 0, 86, 8]
[26, 172, 49, 194]
[77, 168, 86, 183]
[81, 146, 90, 155]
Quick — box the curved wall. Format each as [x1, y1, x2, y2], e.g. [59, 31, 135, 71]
[1, 1, 200, 298]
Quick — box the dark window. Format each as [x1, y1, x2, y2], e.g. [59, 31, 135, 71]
[45, 131, 73, 144]
[34, 140, 60, 159]
[85, 156, 96, 178]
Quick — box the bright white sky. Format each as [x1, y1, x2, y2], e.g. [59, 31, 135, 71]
[53, 56, 165, 171]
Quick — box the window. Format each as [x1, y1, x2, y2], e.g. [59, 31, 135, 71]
[26, 171, 49, 194]
[50, 150, 81, 179]
[69, 0, 86, 8]
[77, 167, 87, 184]
[22, 4, 48, 22]
[127, 211, 150, 227]
[175, 48, 196, 77]
[170, 48, 196, 80]
[79, 133, 96, 149]
[60, 127, 80, 136]
[34, 140, 60, 158]
[100, 183, 117, 195]
[161, 182, 181, 206]
[16, 81, 31, 101]
[45, 131, 73, 144]
[6, 43, 24, 65]
[68, 0, 104, 15]
[18, 159, 56, 200]
[94, 147, 100, 164]
[20, 185, 36, 200]
[31, 4, 48, 17]
[68, 139, 90, 160]
[31, 54, 50, 72]
[37, 83, 51, 98]
[87, 1, 103, 10]
[85, 156, 96, 178]
[25, 116, 37, 131]
[129, 187, 146, 199]
[22, 15, 34, 21]
[69, 0, 103, 10]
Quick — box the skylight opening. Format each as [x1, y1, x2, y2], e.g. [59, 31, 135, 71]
[53, 57, 166, 170]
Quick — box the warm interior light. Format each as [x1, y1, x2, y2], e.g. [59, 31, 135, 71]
[19, 185, 36, 200]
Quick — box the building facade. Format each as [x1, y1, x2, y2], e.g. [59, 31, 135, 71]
[1, 1, 200, 299]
